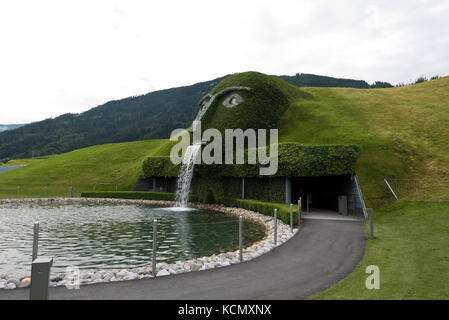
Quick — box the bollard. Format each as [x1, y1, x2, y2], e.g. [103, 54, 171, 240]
[30, 257, 53, 300]
[368, 208, 374, 238]
[274, 209, 278, 245]
[239, 216, 243, 262]
[70, 186, 74, 198]
[290, 204, 293, 232]
[298, 197, 302, 226]
[32, 221, 39, 262]
[152, 219, 157, 276]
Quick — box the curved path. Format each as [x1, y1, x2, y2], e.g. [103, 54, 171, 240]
[0, 219, 366, 300]
[0, 165, 23, 175]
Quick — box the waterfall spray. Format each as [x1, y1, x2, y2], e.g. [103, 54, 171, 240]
[174, 143, 201, 208]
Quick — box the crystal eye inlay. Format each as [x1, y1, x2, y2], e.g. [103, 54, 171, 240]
[222, 93, 243, 108]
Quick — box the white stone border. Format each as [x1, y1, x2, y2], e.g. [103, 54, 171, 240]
[0, 198, 298, 290]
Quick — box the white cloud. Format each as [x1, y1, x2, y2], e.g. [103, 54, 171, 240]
[0, 0, 448, 123]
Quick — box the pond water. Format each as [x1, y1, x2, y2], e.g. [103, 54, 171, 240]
[0, 203, 265, 277]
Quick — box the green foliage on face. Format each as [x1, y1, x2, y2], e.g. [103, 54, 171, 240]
[199, 71, 311, 133]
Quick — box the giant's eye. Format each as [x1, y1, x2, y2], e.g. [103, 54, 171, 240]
[222, 93, 243, 108]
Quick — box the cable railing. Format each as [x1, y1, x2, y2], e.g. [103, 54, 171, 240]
[5, 207, 293, 299]
[384, 178, 449, 202]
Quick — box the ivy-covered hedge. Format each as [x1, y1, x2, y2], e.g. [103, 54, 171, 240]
[142, 157, 180, 178]
[142, 143, 359, 178]
[244, 177, 285, 203]
[81, 191, 198, 202]
[227, 199, 298, 225]
[196, 177, 225, 204]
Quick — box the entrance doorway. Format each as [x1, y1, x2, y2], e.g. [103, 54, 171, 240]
[291, 175, 353, 213]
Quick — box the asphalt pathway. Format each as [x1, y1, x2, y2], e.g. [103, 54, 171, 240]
[0, 218, 366, 300]
[0, 165, 23, 175]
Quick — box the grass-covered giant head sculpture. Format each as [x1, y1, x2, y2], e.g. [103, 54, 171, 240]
[193, 71, 305, 135]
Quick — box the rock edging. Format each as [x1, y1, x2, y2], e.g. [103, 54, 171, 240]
[0, 198, 297, 290]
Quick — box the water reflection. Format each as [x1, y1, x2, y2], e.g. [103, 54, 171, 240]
[0, 203, 265, 277]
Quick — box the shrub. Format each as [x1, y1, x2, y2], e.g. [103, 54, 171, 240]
[196, 178, 225, 204]
[228, 199, 298, 225]
[415, 76, 428, 84]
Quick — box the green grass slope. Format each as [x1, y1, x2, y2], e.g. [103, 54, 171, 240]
[279, 76, 449, 206]
[276, 75, 449, 299]
[312, 201, 449, 300]
[0, 139, 171, 198]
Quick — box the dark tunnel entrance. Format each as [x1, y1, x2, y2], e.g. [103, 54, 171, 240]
[291, 175, 361, 214]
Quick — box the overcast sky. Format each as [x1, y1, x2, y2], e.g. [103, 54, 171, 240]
[1, 0, 448, 124]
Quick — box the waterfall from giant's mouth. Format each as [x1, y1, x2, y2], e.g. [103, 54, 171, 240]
[174, 143, 201, 208]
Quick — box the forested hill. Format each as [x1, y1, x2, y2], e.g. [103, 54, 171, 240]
[278, 73, 392, 88]
[0, 73, 391, 160]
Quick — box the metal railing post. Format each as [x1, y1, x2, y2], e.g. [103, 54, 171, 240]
[44, 186, 47, 198]
[274, 208, 278, 245]
[17, 186, 20, 198]
[239, 216, 243, 262]
[368, 208, 374, 238]
[152, 219, 157, 276]
[290, 204, 293, 232]
[70, 186, 74, 198]
[298, 197, 302, 225]
[32, 221, 39, 262]
[30, 257, 53, 300]
[384, 179, 399, 200]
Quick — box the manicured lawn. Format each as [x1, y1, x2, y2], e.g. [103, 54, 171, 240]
[0, 139, 171, 198]
[312, 201, 449, 299]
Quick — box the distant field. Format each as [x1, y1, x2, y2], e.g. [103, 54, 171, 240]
[312, 201, 449, 299]
[0, 139, 171, 198]
[1, 157, 48, 167]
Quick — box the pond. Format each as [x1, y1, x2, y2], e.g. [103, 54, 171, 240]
[0, 203, 265, 277]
